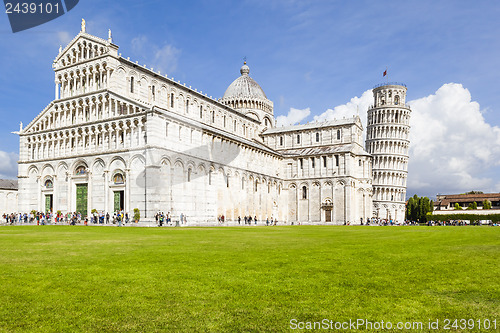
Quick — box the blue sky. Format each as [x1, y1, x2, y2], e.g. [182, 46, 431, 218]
[1, 0, 500, 198]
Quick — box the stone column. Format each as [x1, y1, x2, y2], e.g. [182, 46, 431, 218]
[128, 124, 132, 148]
[51, 139, 55, 159]
[138, 123, 142, 146]
[83, 101, 88, 122]
[84, 129, 89, 154]
[319, 184, 323, 223]
[100, 129, 104, 152]
[52, 175, 58, 216]
[67, 173, 72, 213]
[55, 80, 60, 100]
[37, 176, 42, 212]
[103, 98, 107, 120]
[114, 99, 118, 117]
[104, 170, 109, 214]
[79, 73, 83, 95]
[89, 100, 94, 122]
[87, 170, 92, 219]
[344, 182, 352, 224]
[86, 71, 90, 93]
[124, 124, 129, 149]
[125, 168, 130, 213]
[295, 185, 299, 224]
[93, 129, 97, 151]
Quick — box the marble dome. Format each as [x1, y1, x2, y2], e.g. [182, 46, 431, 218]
[223, 62, 267, 99]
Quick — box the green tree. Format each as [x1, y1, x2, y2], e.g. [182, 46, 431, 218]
[454, 203, 462, 210]
[483, 199, 492, 210]
[467, 201, 478, 210]
[406, 197, 414, 220]
[405, 195, 433, 222]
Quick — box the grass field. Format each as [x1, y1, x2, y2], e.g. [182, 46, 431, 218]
[0, 226, 498, 332]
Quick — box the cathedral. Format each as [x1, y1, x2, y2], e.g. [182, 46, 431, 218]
[16, 23, 411, 225]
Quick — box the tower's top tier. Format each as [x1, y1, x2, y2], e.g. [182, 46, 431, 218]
[372, 83, 407, 108]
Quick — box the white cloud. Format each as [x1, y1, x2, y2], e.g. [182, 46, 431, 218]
[153, 44, 181, 73]
[131, 35, 147, 52]
[0, 151, 18, 179]
[57, 31, 71, 46]
[131, 35, 181, 74]
[279, 95, 285, 108]
[313, 89, 373, 127]
[407, 83, 500, 196]
[276, 107, 311, 127]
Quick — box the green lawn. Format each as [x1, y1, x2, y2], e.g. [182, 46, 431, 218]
[0, 226, 498, 332]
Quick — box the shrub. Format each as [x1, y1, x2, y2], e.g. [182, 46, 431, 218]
[133, 208, 140, 222]
[467, 201, 478, 210]
[483, 199, 492, 210]
[429, 212, 500, 223]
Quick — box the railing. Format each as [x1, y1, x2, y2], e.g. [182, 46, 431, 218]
[373, 82, 406, 89]
[368, 104, 411, 109]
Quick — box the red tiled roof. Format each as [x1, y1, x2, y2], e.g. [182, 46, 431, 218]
[435, 193, 500, 206]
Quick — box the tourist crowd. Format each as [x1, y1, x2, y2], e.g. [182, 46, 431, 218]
[1, 211, 130, 226]
[3, 212, 498, 226]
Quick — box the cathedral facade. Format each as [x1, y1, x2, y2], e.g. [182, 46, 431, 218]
[16, 25, 410, 225]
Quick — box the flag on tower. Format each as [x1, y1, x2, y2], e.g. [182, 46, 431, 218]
[383, 69, 387, 77]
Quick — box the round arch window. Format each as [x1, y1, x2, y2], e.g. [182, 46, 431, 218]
[75, 166, 87, 175]
[45, 179, 53, 189]
[113, 173, 125, 185]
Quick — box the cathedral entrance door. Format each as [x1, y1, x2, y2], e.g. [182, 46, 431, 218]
[76, 184, 88, 217]
[45, 194, 53, 213]
[114, 191, 124, 212]
[325, 209, 332, 222]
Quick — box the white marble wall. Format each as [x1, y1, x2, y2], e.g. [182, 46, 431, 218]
[0, 189, 18, 215]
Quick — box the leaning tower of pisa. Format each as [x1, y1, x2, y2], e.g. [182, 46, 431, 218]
[366, 83, 411, 223]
